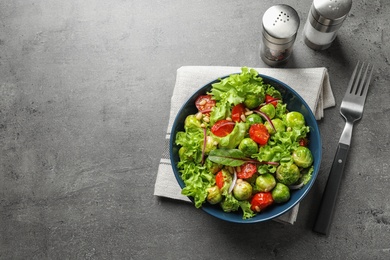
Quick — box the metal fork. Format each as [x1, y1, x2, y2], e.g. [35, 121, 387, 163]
[313, 61, 374, 236]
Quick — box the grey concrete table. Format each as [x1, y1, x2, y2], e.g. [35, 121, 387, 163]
[1, 0, 389, 259]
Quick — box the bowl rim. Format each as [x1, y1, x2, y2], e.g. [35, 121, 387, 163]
[169, 73, 322, 223]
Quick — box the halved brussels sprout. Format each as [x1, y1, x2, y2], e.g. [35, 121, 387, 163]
[245, 114, 263, 130]
[264, 118, 286, 134]
[292, 146, 313, 168]
[204, 158, 222, 174]
[255, 173, 276, 192]
[285, 111, 305, 128]
[233, 179, 253, 201]
[201, 135, 218, 153]
[207, 186, 223, 204]
[272, 183, 290, 203]
[219, 169, 232, 193]
[244, 94, 262, 109]
[238, 138, 258, 156]
[260, 103, 276, 119]
[276, 163, 300, 186]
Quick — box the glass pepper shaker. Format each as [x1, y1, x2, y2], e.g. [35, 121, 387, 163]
[260, 4, 300, 67]
[303, 0, 352, 50]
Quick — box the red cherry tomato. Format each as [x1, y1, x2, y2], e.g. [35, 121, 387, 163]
[215, 171, 225, 189]
[211, 120, 235, 137]
[249, 124, 270, 145]
[299, 138, 309, 146]
[251, 192, 274, 212]
[195, 95, 216, 113]
[265, 94, 279, 107]
[231, 103, 245, 122]
[237, 163, 257, 179]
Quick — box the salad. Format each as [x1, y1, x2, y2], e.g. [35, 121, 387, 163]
[175, 67, 314, 219]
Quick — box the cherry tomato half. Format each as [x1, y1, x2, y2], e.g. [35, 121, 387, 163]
[232, 103, 245, 122]
[249, 123, 270, 145]
[265, 94, 279, 108]
[211, 120, 235, 137]
[215, 170, 225, 189]
[250, 192, 274, 212]
[195, 95, 216, 113]
[237, 162, 257, 179]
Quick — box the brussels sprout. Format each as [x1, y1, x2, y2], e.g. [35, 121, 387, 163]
[260, 104, 276, 119]
[285, 111, 305, 128]
[245, 114, 263, 130]
[244, 94, 262, 109]
[201, 135, 218, 153]
[184, 115, 201, 130]
[264, 118, 286, 134]
[238, 138, 258, 156]
[233, 179, 253, 201]
[292, 146, 313, 168]
[276, 163, 300, 186]
[207, 186, 223, 204]
[219, 169, 232, 192]
[255, 173, 276, 192]
[205, 158, 222, 174]
[272, 183, 290, 203]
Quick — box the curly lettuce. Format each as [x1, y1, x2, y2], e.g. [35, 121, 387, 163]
[209, 67, 270, 124]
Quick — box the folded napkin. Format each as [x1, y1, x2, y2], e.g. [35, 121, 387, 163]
[154, 66, 335, 224]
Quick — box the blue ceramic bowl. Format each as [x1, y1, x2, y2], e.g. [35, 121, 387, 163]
[170, 74, 322, 223]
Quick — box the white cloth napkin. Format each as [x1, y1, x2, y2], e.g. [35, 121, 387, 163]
[154, 66, 336, 224]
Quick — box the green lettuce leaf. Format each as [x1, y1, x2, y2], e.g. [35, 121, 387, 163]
[301, 165, 314, 185]
[239, 200, 256, 220]
[221, 193, 240, 212]
[210, 100, 230, 125]
[212, 122, 246, 149]
[179, 161, 215, 208]
[175, 129, 204, 163]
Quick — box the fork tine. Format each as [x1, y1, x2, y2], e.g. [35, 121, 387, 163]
[346, 61, 360, 95]
[359, 63, 374, 98]
[353, 62, 365, 95]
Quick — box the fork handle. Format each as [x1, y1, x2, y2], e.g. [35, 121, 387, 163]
[313, 143, 350, 235]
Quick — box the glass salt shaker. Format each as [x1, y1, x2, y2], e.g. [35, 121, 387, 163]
[260, 4, 300, 67]
[303, 0, 352, 50]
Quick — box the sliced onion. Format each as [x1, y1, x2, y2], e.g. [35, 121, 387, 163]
[289, 181, 305, 190]
[213, 121, 236, 131]
[200, 108, 213, 114]
[228, 170, 237, 194]
[254, 110, 276, 133]
[265, 97, 280, 105]
[258, 98, 280, 109]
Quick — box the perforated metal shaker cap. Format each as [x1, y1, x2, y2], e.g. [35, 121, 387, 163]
[311, 0, 352, 27]
[262, 4, 300, 45]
